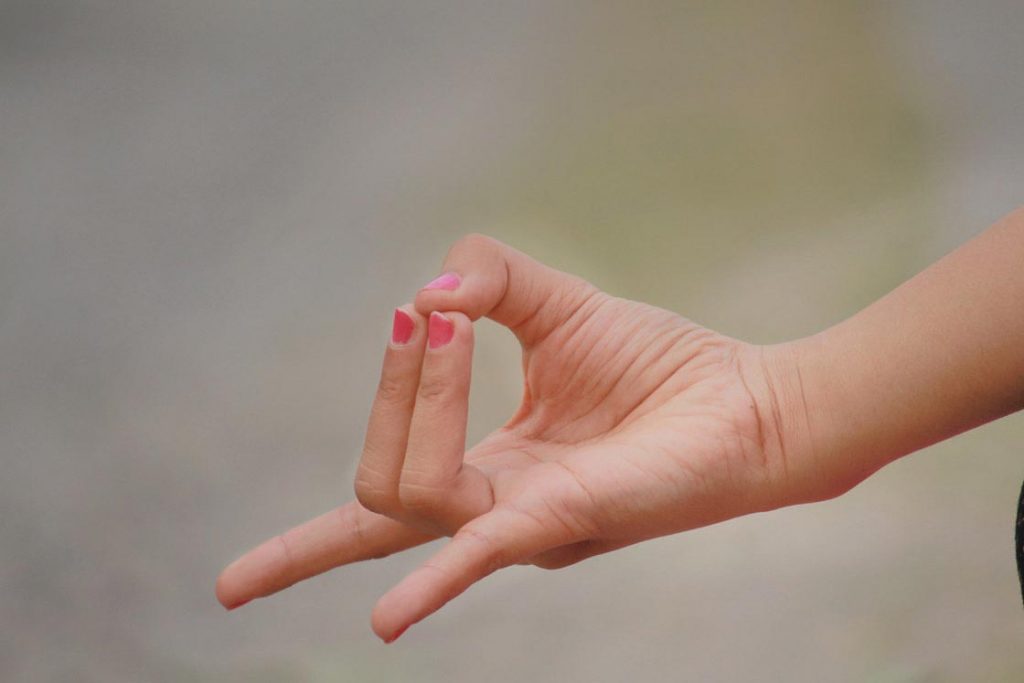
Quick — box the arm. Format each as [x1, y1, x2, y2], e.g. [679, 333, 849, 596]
[216, 209, 1024, 641]
[770, 208, 1024, 498]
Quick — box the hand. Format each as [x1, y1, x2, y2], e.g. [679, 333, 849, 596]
[215, 235, 821, 642]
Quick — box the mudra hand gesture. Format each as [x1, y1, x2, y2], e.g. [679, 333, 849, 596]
[216, 234, 813, 642]
[217, 211, 1024, 641]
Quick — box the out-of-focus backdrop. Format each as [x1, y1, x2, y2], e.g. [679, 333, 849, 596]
[2, 2, 1023, 681]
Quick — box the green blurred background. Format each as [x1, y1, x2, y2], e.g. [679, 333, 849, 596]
[2, 2, 1023, 681]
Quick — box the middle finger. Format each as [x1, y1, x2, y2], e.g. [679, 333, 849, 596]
[399, 311, 493, 532]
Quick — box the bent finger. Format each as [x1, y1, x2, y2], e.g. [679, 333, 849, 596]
[353, 305, 428, 516]
[399, 311, 492, 532]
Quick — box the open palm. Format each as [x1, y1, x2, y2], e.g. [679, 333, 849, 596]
[216, 235, 799, 642]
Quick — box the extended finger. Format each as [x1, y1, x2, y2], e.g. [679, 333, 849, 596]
[353, 305, 428, 516]
[398, 311, 492, 533]
[215, 501, 435, 610]
[370, 502, 577, 642]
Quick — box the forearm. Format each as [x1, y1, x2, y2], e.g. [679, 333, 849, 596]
[772, 208, 1024, 498]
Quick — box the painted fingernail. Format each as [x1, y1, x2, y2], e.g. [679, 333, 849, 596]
[421, 272, 461, 291]
[391, 308, 414, 345]
[384, 625, 409, 644]
[428, 312, 454, 349]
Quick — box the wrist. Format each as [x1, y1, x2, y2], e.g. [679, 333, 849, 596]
[756, 335, 886, 505]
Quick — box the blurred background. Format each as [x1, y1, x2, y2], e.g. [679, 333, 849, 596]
[2, 1, 1023, 680]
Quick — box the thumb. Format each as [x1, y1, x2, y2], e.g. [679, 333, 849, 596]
[413, 234, 601, 347]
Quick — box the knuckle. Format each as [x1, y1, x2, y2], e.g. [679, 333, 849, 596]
[353, 475, 398, 516]
[397, 479, 447, 516]
[458, 525, 505, 572]
[375, 373, 409, 404]
[273, 533, 295, 575]
[449, 232, 497, 259]
[416, 375, 455, 403]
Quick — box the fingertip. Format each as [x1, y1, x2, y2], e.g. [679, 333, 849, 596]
[384, 625, 409, 644]
[214, 570, 233, 609]
[215, 558, 247, 610]
[415, 271, 463, 314]
[436, 309, 473, 334]
[214, 538, 287, 609]
[427, 311, 455, 349]
[413, 271, 501, 322]
[390, 307, 414, 346]
[412, 287, 453, 318]
[421, 271, 461, 291]
[390, 303, 425, 347]
[216, 550, 270, 610]
[370, 593, 405, 643]
[424, 310, 473, 351]
[371, 568, 434, 642]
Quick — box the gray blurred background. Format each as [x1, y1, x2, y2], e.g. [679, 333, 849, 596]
[2, 2, 1023, 681]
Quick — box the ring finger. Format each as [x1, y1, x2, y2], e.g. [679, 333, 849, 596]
[353, 305, 428, 517]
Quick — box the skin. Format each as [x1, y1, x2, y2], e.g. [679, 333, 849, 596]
[215, 208, 1024, 643]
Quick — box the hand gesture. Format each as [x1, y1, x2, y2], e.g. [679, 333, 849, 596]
[216, 235, 812, 642]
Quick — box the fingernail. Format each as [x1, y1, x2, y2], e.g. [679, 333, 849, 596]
[428, 312, 454, 349]
[384, 625, 409, 644]
[227, 599, 251, 611]
[421, 272, 461, 291]
[391, 308, 414, 345]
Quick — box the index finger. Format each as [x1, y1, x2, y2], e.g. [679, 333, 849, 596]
[215, 501, 435, 609]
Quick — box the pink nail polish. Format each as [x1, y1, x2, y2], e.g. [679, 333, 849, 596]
[385, 625, 409, 644]
[428, 312, 454, 349]
[392, 308, 414, 345]
[422, 272, 461, 291]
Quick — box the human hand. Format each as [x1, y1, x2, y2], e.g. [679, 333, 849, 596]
[215, 235, 828, 642]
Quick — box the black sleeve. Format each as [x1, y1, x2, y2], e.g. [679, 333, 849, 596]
[1016, 478, 1024, 607]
